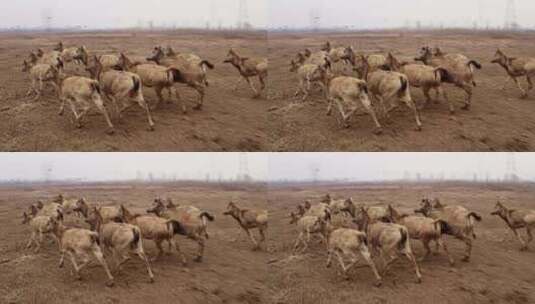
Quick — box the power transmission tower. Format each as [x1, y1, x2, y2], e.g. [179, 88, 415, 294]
[210, 0, 217, 29]
[238, 153, 251, 182]
[41, 8, 53, 31]
[238, 0, 250, 29]
[505, 0, 518, 30]
[308, 163, 320, 183]
[476, 0, 484, 30]
[309, 9, 321, 31]
[41, 162, 54, 182]
[505, 153, 519, 182]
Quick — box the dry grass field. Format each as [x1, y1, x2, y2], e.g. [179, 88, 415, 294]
[0, 30, 268, 152]
[268, 30, 535, 151]
[1, 181, 535, 303]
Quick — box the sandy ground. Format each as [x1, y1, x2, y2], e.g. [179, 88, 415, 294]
[268, 30, 535, 151]
[0, 182, 269, 304]
[0, 30, 269, 151]
[1, 181, 535, 303]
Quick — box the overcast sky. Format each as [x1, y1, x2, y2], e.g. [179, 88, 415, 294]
[0, 0, 267, 29]
[268, 153, 535, 182]
[0, 153, 533, 183]
[0, 153, 269, 182]
[270, 0, 535, 29]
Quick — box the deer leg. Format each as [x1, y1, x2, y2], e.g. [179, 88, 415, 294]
[501, 76, 512, 90]
[34, 231, 44, 253]
[293, 232, 302, 254]
[437, 86, 454, 115]
[113, 250, 131, 273]
[294, 79, 303, 97]
[91, 245, 114, 286]
[67, 251, 82, 279]
[153, 86, 165, 110]
[403, 250, 422, 283]
[58, 97, 67, 116]
[68, 100, 84, 128]
[360, 246, 382, 286]
[301, 79, 311, 101]
[153, 239, 165, 261]
[511, 228, 528, 251]
[512, 77, 528, 98]
[58, 249, 66, 268]
[192, 83, 205, 110]
[171, 237, 188, 266]
[381, 253, 399, 276]
[420, 239, 432, 262]
[326, 248, 333, 268]
[245, 78, 259, 98]
[258, 74, 266, 93]
[335, 99, 349, 128]
[49, 82, 59, 98]
[401, 95, 422, 131]
[107, 94, 121, 119]
[92, 96, 115, 134]
[233, 77, 243, 91]
[26, 79, 36, 97]
[133, 97, 155, 131]
[526, 75, 533, 96]
[26, 231, 36, 249]
[326, 96, 334, 116]
[258, 227, 266, 248]
[361, 96, 383, 134]
[460, 235, 473, 262]
[245, 229, 259, 250]
[32, 79, 43, 101]
[437, 237, 455, 266]
[422, 87, 432, 109]
[344, 251, 361, 272]
[195, 235, 205, 262]
[135, 247, 154, 283]
[334, 250, 350, 277]
[526, 225, 533, 245]
[459, 83, 473, 110]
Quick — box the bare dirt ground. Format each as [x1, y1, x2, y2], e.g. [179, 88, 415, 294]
[267, 182, 535, 304]
[0, 182, 269, 304]
[268, 30, 535, 151]
[2, 181, 535, 303]
[0, 30, 268, 151]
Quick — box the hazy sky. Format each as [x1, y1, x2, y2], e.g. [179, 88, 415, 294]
[270, 0, 535, 29]
[0, 0, 268, 29]
[0, 153, 269, 182]
[0, 153, 533, 182]
[268, 153, 535, 181]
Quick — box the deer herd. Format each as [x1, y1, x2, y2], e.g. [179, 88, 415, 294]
[19, 190, 535, 287]
[21, 40, 535, 135]
[288, 194, 534, 287]
[21, 193, 267, 287]
[22, 42, 268, 134]
[290, 42, 534, 133]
